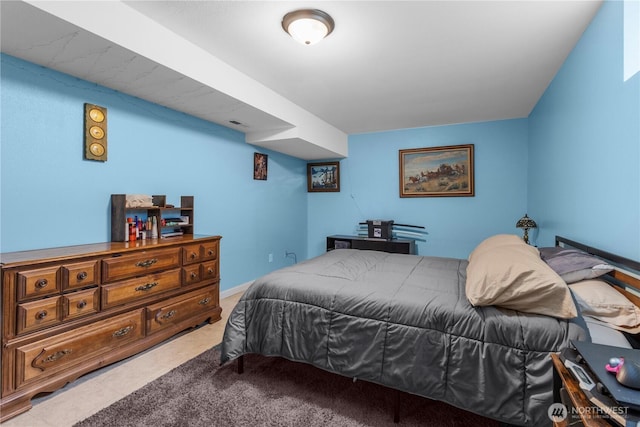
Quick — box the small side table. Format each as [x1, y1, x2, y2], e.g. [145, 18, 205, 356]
[551, 353, 613, 426]
[326, 235, 416, 255]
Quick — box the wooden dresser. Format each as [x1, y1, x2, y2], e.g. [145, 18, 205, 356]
[0, 235, 222, 421]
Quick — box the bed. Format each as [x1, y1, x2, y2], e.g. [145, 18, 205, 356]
[220, 235, 640, 426]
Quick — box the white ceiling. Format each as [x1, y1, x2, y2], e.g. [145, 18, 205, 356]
[1, 1, 602, 160]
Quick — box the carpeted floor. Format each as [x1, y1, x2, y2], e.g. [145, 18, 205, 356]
[74, 345, 500, 426]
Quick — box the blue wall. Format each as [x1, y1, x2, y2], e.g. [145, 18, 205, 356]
[0, 54, 308, 291]
[2, 0, 638, 291]
[528, 0, 640, 260]
[307, 119, 529, 259]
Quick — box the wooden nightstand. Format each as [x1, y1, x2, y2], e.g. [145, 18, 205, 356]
[551, 353, 614, 426]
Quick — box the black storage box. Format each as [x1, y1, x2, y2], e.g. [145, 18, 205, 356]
[367, 220, 394, 240]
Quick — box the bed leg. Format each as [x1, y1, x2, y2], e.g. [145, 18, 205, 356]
[393, 389, 400, 423]
[237, 355, 244, 374]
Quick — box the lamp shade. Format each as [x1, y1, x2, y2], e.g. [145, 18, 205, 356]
[516, 214, 537, 229]
[282, 9, 335, 45]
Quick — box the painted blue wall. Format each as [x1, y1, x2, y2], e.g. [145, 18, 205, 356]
[307, 119, 529, 259]
[2, 0, 638, 290]
[0, 54, 308, 291]
[528, 0, 640, 260]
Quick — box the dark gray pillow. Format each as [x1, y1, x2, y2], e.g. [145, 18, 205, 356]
[538, 247, 614, 284]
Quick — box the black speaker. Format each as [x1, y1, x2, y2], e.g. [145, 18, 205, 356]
[84, 103, 107, 161]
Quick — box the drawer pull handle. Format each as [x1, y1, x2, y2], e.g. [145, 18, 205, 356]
[190, 272, 198, 279]
[135, 258, 158, 268]
[77, 271, 88, 280]
[161, 310, 177, 320]
[113, 326, 133, 337]
[35, 279, 48, 289]
[207, 268, 214, 275]
[190, 252, 197, 259]
[207, 249, 215, 256]
[36, 310, 48, 320]
[43, 349, 72, 363]
[199, 297, 210, 305]
[135, 282, 158, 292]
[77, 300, 87, 309]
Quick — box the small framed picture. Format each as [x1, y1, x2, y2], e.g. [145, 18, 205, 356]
[307, 161, 340, 192]
[399, 144, 474, 197]
[254, 152, 268, 180]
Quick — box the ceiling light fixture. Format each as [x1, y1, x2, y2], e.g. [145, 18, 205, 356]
[282, 9, 334, 45]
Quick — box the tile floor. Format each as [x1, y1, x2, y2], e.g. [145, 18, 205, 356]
[2, 292, 243, 427]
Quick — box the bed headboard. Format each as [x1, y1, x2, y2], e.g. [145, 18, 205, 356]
[555, 235, 640, 306]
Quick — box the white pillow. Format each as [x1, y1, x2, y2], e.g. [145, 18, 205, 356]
[466, 235, 577, 319]
[570, 279, 640, 328]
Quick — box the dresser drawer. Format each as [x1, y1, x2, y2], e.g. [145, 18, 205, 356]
[182, 260, 219, 286]
[15, 309, 144, 387]
[16, 266, 60, 301]
[61, 260, 99, 290]
[201, 241, 218, 261]
[182, 244, 203, 265]
[182, 241, 219, 265]
[16, 296, 63, 335]
[182, 264, 201, 286]
[101, 269, 181, 310]
[146, 287, 218, 335]
[102, 247, 181, 283]
[63, 287, 99, 320]
[201, 260, 218, 281]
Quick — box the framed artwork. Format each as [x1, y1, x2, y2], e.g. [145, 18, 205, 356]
[254, 152, 268, 180]
[399, 144, 474, 197]
[307, 161, 340, 192]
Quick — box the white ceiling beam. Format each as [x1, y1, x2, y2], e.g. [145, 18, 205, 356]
[25, 0, 348, 159]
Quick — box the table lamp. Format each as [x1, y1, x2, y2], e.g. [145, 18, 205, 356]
[516, 214, 537, 244]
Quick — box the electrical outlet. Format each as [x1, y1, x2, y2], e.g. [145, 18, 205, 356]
[284, 251, 297, 264]
[268, 253, 273, 263]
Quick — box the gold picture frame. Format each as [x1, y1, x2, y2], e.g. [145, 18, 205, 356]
[399, 144, 474, 197]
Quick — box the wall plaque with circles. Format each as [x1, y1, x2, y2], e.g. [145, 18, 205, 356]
[84, 103, 107, 161]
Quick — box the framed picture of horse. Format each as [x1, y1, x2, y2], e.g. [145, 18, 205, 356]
[307, 161, 340, 192]
[399, 144, 474, 197]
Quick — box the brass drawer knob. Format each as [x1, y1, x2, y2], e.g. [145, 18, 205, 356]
[77, 300, 87, 309]
[190, 272, 198, 279]
[35, 279, 48, 289]
[189, 252, 197, 259]
[77, 271, 88, 281]
[135, 258, 158, 268]
[198, 297, 210, 305]
[35, 310, 48, 320]
[135, 282, 158, 292]
[43, 349, 72, 363]
[207, 249, 215, 256]
[207, 268, 214, 275]
[161, 310, 177, 320]
[113, 325, 133, 337]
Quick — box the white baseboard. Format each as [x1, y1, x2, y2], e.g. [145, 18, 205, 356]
[220, 281, 253, 299]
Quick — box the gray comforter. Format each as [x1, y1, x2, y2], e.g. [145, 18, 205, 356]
[221, 249, 589, 426]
